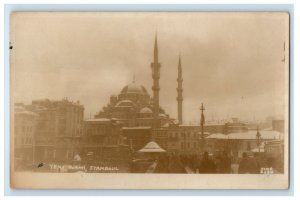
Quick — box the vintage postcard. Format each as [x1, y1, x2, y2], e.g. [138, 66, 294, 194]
[10, 12, 289, 189]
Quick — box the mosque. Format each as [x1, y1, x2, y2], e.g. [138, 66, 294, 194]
[91, 35, 184, 153]
[95, 35, 183, 127]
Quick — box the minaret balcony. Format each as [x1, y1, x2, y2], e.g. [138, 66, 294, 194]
[151, 63, 161, 68]
[152, 74, 160, 79]
[152, 86, 160, 90]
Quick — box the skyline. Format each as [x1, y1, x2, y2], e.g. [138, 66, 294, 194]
[11, 12, 289, 123]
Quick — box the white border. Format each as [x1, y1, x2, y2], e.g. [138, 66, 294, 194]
[1, 0, 298, 199]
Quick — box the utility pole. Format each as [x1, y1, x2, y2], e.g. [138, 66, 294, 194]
[200, 103, 205, 153]
[256, 126, 261, 153]
[183, 127, 186, 154]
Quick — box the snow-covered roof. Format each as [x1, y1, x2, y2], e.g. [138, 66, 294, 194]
[262, 127, 273, 131]
[206, 130, 283, 140]
[206, 133, 228, 139]
[251, 147, 265, 153]
[138, 141, 166, 153]
[197, 132, 210, 135]
[122, 126, 152, 130]
[205, 123, 225, 126]
[159, 113, 167, 118]
[162, 123, 169, 128]
[228, 130, 283, 140]
[85, 118, 111, 122]
[179, 123, 199, 126]
[172, 119, 179, 124]
[140, 107, 152, 114]
[15, 110, 39, 117]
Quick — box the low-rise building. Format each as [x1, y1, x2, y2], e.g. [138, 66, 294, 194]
[206, 130, 284, 158]
[167, 124, 207, 155]
[272, 120, 285, 133]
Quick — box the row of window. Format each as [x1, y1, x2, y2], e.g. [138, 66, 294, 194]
[15, 126, 33, 133]
[42, 149, 76, 160]
[180, 142, 198, 149]
[87, 137, 119, 145]
[20, 137, 32, 145]
[169, 132, 199, 139]
[87, 127, 111, 135]
[265, 146, 281, 153]
[135, 121, 152, 126]
[15, 117, 35, 124]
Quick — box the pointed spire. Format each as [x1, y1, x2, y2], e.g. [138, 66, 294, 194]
[177, 54, 183, 124]
[179, 54, 181, 67]
[178, 54, 182, 75]
[154, 32, 158, 62]
[151, 32, 161, 129]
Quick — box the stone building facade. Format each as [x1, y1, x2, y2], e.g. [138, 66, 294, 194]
[14, 103, 38, 170]
[24, 98, 84, 167]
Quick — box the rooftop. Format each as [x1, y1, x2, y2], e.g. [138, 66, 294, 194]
[138, 141, 166, 153]
[122, 126, 152, 130]
[85, 118, 111, 122]
[206, 130, 283, 140]
[15, 110, 39, 117]
[140, 107, 153, 114]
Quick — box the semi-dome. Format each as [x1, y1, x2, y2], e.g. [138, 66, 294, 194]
[115, 100, 135, 107]
[121, 82, 148, 95]
[140, 107, 152, 114]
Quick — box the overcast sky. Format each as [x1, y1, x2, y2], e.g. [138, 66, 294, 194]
[11, 12, 289, 123]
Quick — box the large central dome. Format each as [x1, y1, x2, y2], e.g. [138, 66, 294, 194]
[121, 82, 149, 95]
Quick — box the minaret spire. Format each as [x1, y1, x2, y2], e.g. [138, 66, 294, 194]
[151, 33, 161, 128]
[154, 33, 158, 63]
[177, 54, 183, 124]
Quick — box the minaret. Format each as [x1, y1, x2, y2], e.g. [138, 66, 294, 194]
[151, 34, 161, 128]
[177, 55, 183, 124]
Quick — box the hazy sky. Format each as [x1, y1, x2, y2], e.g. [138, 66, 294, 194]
[11, 12, 289, 123]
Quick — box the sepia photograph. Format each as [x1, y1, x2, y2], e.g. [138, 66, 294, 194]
[9, 12, 289, 189]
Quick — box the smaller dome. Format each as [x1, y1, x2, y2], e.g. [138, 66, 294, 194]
[159, 113, 167, 118]
[173, 119, 179, 124]
[140, 107, 152, 114]
[115, 100, 134, 107]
